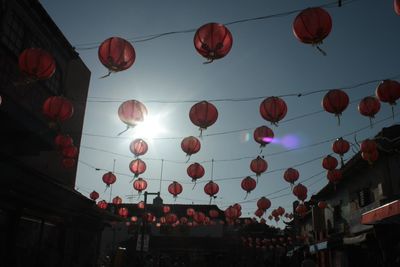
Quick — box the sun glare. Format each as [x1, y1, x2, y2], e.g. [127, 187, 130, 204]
[133, 114, 167, 141]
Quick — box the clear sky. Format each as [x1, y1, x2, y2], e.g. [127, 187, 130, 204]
[40, 0, 400, 227]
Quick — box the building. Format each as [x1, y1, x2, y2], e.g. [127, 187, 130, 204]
[0, 1, 117, 266]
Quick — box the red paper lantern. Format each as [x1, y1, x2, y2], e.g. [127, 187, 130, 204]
[168, 181, 183, 198]
[189, 101, 218, 134]
[271, 209, 279, 218]
[295, 203, 307, 215]
[118, 100, 147, 128]
[131, 216, 138, 223]
[253, 126, 274, 147]
[97, 200, 108, 209]
[361, 150, 379, 165]
[144, 212, 154, 223]
[162, 205, 171, 214]
[129, 159, 147, 177]
[293, 7, 332, 55]
[181, 136, 201, 157]
[98, 37, 135, 76]
[233, 203, 242, 211]
[327, 169, 342, 184]
[204, 181, 219, 197]
[138, 201, 145, 209]
[186, 208, 195, 217]
[293, 183, 308, 201]
[54, 134, 73, 149]
[180, 217, 188, 224]
[318, 201, 327, 209]
[259, 97, 287, 125]
[322, 155, 338, 171]
[358, 96, 381, 125]
[18, 48, 56, 80]
[255, 208, 264, 218]
[209, 209, 219, 218]
[193, 212, 206, 224]
[277, 207, 285, 216]
[283, 168, 299, 184]
[130, 139, 148, 157]
[112, 196, 122, 205]
[187, 163, 205, 182]
[395, 0, 400, 15]
[89, 191, 99, 201]
[118, 207, 129, 218]
[225, 206, 239, 220]
[166, 213, 178, 224]
[193, 23, 233, 62]
[250, 156, 268, 177]
[42, 96, 74, 123]
[332, 137, 350, 166]
[241, 176, 257, 194]
[133, 178, 147, 193]
[102, 172, 117, 186]
[360, 139, 377, 153]
[62, 145, 78, 158]
[376, 80, 400, 106]
[257, 197, 271, 211]
[62, 158, 76, 169]
[322, 89, 349, 125]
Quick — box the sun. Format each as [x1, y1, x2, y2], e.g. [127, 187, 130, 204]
[132, 113, 167, 141]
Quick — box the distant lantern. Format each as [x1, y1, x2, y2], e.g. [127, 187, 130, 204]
[133, 178, 147, 194]
[54, 134, 73, 149]
[130, 139, 148, 157]
[293, 7, 332, 55]
[138, 201, 145, 209]
[181, 136, 201, 159]
[168, 181, 183, 198]
[224, 206, 240, 221]
[332, 137, 350, 166]
[89, 191, 99, 201]
[257, 197, 271, 211]
[187, 162, 205, 183]
[253, 126, 274, 148]
[129, 159, 147, 178]
[180, 217, 188, 224]
[102, 172, 117, 187]
[18, 48, 56, 81]
[118, 207, 129, 218]
[62, 145, 78, 158]
[358, 96, 381, 127]
[277, 207, 285, 216]
[97, 200, 108, 209]
[193, 212, 206, 224]
[204, 181, 219, 198]
[189, 101, 218, 135]
[375, 80, 400, 118]
[163, 205, 171, 214]
[98, 37, 135, 77]
[233, 203, 242, 212]
[327, 169, 342, 184]
[186, 208, 195, 217]
[250, 156, 268, 180]
[112, 196, 122, 205]
[295, 203, 308, 216]
[322, 155, 338, 171]
[318, 201, 327, 209]
[118, 100, 147, 129]
[255, 208, 264, 218]
[166, 213, 178, 224]
[293, 183, 308, 202]
[283, 168, 299, 185]
[209, 209, 219, 219]
[395, 0, 400, 15]
[361, 150, 379, 165]
[42, 96, 74, 123]
[62, 158, 76, 169]
[360, 139, 378, 154]
[241, 176, 257, 197]
[259, 97, 287, 126]
[193, 22, 233, 63]
[131, 216, 138, 223]
[322, 89, 349, 125]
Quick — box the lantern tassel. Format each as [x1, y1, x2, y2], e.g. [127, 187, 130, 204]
[209, 197, 212, 205]
[199, 128, 204, 138]
[369, 117, 373, 129]
[186, 155, 191, 163]
[391, 105, 395, 120]
[316, 45, 327, 56]
[336, 114, 341, 126]
[104, 185, 109, 193]
[117, 125, 130, 136]
[340, 156, 345, 168]
[99, 71, 112, 79]
[256, 175, 259, 184]
[192, 180, 197, 190]
[244, 192, 249, 200]
[203, 58, 214, 64]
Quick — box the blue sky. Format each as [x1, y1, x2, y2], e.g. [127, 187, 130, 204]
[40, 0, 400, 227]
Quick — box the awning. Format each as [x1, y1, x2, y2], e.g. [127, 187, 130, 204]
[361, 200, 400, 225]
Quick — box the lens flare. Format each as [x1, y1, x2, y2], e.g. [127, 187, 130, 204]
[241, 132, 250, 143]
[281, 134, 300, 149]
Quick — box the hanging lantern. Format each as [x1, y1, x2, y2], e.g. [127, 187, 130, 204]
[168, 181, 183, 198]
[166, 213, 178, 224]
[54, 134, 73, 149]
[62, 145, 78, 158]
[327, 169, 342, 184]
[322, 155, 338, 171]
[361, 150, 379, 165]
[112, 196, 122, 205]
[241, 176, 257, 197]
[250, 156, 268, 180]
[257, 197, 271, 211]
[295, 203, 307, 216]
[97, 200, 108, 209]
[292, 7, 332, 55]
[375, 80, 400, 118]
[360, 139, 377, 153]
[187, 162, 205, 182]
[98, 37, 135, 77]
[293, 183, 308, 202]
[259, 97, 287, 126]
[255, 208, 264, 218]
[144, 212, 154, 223]
[193, 22, 233, 63]
[118, 207, 129, 218]
[133, 178, 148, 194]
[189, 101, 218, 135]
[129, 159, 147, 178]
[233, 203, 242, 212]
[283, 168, 299, 185]
[102, 172, 116, 187]
[181, 136, 201, 158]
[180, 217, 188, 224]
[332, 137, 350, 166]
[131, 216, 138, 223]
[42, 96, 74, 123]
[209, 209, 219, 218]
[186, 208, 195, 217]
[318, 201, 327, 209]
[62, 158, 76, 169]
[277, 207, 285, 217]
[130, 139, 148, 157]
[138, 201, 145, 209]
[322, 89, 349, 125]
[204, 181, 219, 198]
[193, 212, 206, 224]
[358, 96, 381, 127]
[253, 126, 274, 148]
[225, 206, 239, 221]
[395, 0, 400, 15]
[118, 100, 147, 130]
[18, 48, 56, 81]
[162, 205, 171, 214]
[89, 191, 99, 201]
[271, 209, 279, 218]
